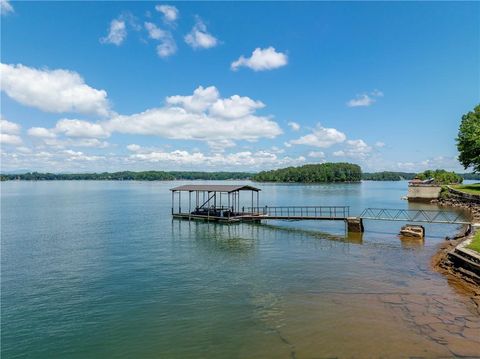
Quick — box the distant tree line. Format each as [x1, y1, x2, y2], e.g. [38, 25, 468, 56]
[0, 171, 254, 181]
[252, 163, 362, 183]
[1, 168, 478, 182]
[362, 172, 417, 181]
[362, 171, 479, 181]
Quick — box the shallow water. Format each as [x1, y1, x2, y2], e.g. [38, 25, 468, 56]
[1, 181, 479, 358]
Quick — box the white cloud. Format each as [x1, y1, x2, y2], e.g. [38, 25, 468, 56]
[0, 0, 13, 15]
[207, 139, 236, 153]
[127, 144, 141, 152]
[27, 127, 56, 138]
[346, 94, 374, 107]
[38, 136, 109, 149]
[128, 146, 305, 169]
[144, 22, 177, 58]
[288, 121, 300, 131]
[231, 47, 288, 72]
[184, 17, 218, 49]
[20, 86, 280, 144]
[0, 133, 22, 146]
[107, 86, 281, 141]
[62, 149, 104, 162]
[106, 108, 281, 142]
[308, 151, 325, 159]
[0, 63, 110, 116]
[100, 18, 127, 46]
[210, 95, 265, 119]
[289, 124, 346, 148]
[166, 85, 219, 112]
[54, 119, 110, 138]
[346, 90, 383, 107]
[375, 141, 385, 148]
[155, 4, 178, 23]
[1, 117, 21, 135]
[156, 39, 177, 58]
[145, 21, 163, 40]
[333, 139, 372, 159]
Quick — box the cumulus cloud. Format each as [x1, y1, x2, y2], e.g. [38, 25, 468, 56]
[0, 0, 13, 15]
[231, 47, 288, 71]
[375, 141, 385, 148]
[1, 117, 21, 135]
[289, 124, 346, 148]
[107, 86, 281, 141]
[54, 119, 110, 138]
[155, 4, 178, 23]
[100, 18, 127, 46]
[127, 144, 141, 152]
[333, 139, 372, 159]
[166, 85, 219, 112]
[28, 119, 109, 141]
[184, 17, 218, 49]
[0, 133, 22, 146]
[347, 89, 384, 107]
[288, 121, 300, 131]
[28, 127, 56, 138]
[0, 63, 110, 116]
[1, 117, 23, 146]
[21, 86, 280, 144]
[145, 22, 177, 58]
[210, 95, 265, 119]
[127, 145, 305, 169]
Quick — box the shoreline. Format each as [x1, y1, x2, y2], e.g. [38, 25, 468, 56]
[431, 227, 480, 310]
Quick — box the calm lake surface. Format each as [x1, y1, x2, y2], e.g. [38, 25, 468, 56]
[2, 181, 479, 358]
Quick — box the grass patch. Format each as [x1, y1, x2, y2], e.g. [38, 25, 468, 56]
[467, 231, 480, 253]
[451, 183, 480, 195]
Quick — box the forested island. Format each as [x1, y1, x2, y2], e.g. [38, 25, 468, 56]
[252, 163, 362, 182]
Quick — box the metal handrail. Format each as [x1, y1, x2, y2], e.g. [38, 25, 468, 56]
[359, 208, 470, 224]
[245, 206, 350, 218]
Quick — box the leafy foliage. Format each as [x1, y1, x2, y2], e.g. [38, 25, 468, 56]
[416, 169, 463, 184]
[457, 105, 480, 173]
[252, 163, 362, 183]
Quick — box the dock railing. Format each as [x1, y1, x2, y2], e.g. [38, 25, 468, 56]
[244, 206, 350, 219]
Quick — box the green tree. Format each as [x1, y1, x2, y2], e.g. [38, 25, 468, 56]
[457, 105, 480, 173]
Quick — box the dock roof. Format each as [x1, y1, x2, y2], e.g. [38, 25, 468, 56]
[170, 184, 260, 192]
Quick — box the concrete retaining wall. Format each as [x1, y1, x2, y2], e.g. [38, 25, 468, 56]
[407, 185, 442, 202]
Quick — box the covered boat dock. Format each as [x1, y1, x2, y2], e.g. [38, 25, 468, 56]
[170, 184, 261, 222]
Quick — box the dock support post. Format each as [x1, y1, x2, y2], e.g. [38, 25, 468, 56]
[346, 217, 364, 233]
[188, 191, 191, 220]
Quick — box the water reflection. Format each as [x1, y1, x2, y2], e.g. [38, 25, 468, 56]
[398, 235, 425, 250]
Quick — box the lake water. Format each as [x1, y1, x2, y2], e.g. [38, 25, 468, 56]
[2, 181, 479, 358]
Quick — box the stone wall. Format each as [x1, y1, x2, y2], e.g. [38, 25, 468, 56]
[434, 187, 480, 222]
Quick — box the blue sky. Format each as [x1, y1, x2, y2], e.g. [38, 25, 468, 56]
[1, 1, 478, 173]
